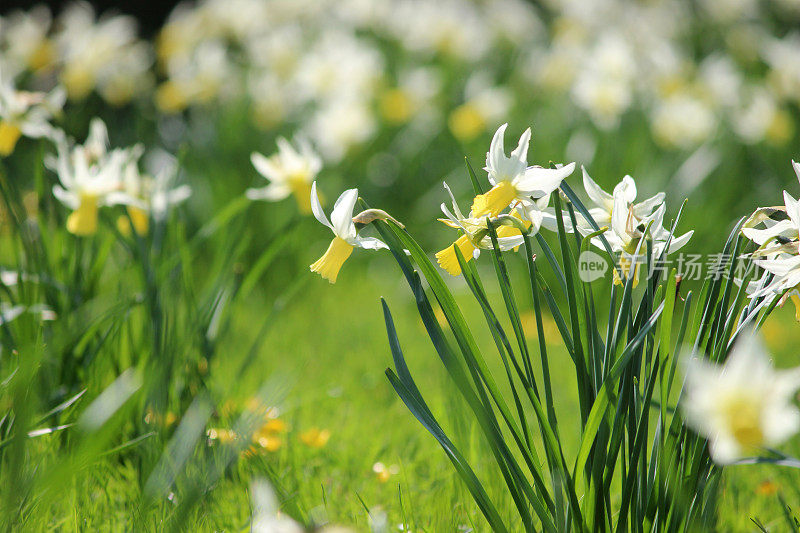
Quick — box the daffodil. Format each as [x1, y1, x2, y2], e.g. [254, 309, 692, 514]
[576, 167, 666, 234]
[309, 183, 387, 283]
[575, 170, 692, 285]
[436, 182, 545, 276]
[741, 161, 800, 258]
[119, 153, 192, 235]
[48, 118, 143, 236]
[248, 137, 322, 214]
[470, 123, 575, 217]
[742, 161, 800, 318]
[682, 331, 800, 464]
[0, 69, 64, 156]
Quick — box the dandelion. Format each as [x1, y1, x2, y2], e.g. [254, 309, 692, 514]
[682, 331, 800, 464]
[48, 119, 143, 236]
[309, 183, 388, 283]
[300, 428, 331, 448]
[471, 124, 575, 217]
[249, 137, 321, 214]
[0, 69, 65, 156]
[372, 462, 399, 483]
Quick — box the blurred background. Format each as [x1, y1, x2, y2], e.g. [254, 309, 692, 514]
[3, 0, 800, 528]
[3, 0, 799, 256]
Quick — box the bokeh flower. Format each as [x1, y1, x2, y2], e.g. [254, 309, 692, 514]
[682, 331, 800, 464]
[249, 137, 321, 214]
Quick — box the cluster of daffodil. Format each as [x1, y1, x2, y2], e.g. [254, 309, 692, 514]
[1, 3, 152, 104]
[2, 0, 799, 166]
[1, 69, 191, 237]
[47, 118, 191, 236]
[742, 161, 800, 319]
[429, 123, 693, 284]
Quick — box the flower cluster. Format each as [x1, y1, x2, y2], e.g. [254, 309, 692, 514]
[47, 118, 190, 236]
[436, 124, 574, 276]
[742, 161, 800, 318]
[2, 0, 798, 158]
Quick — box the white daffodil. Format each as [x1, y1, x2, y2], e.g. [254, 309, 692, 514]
[747, 251, 800, 321]
[682, 331, 800, 464]
[436, 182, 539, 276]
[0, 69, 65, 156]
[248, 137, 322, 214]
[48, 118, 142, 236]
[576, 169, 692, 285]
[470, 123, 576, 217]
[741, 161, 800, 319]
[119, 153, 192, 235]
[309, 182, 387, 283]
[741, 161, 800, 258]
[577, 167, 665, 233]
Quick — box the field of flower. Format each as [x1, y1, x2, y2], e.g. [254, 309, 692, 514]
[3, 0, 800, 531]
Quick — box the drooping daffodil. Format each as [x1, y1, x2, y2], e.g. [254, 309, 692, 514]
[682, 331, 800, 464]
[0, 68, 65, 156]
[437, 182, 546, 276]
[249, 137, 322, 214]
[470, 123, 575, 217]
[48, 118, 143, 236]
[309, 182, 387, 283]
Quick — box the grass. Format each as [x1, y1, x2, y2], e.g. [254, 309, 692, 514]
[7, 248, 800, 530]
[2, 116, 800, 531]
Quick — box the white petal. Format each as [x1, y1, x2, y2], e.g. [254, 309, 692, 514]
[355, 236, 388, 250]
[250, 152, 280, 183]
[708, 434, 742, 465]
[515, 162, 576, 196]
[632, 192, 666, 219]
[615, 175, 637, 204]
[665, 230, 693, 253]
[330, 188, 358, 239]
[246, 184, 290, 201]
[582, 166, 613, 209]
[52, 185, 79, 210]
[510, 127, 531, 165]
[611, 192, 630, 242]
[784, 191, 800, 230]
[442, 182, 464, 220]
[310, 182, 332, 230]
